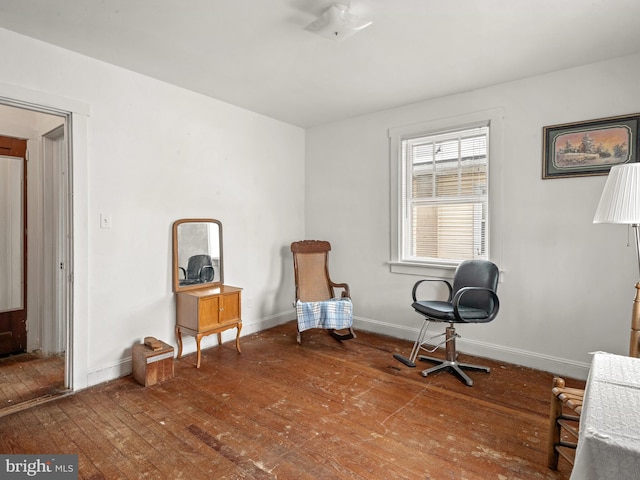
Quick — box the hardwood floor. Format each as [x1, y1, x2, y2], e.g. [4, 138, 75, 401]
[0, 352, 66, 415]
[0, 322, 582, 479]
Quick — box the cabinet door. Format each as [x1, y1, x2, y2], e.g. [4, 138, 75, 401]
[199, 295, 220, 330]
[220, 292, 241, 325]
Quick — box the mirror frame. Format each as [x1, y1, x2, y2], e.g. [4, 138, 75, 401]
[172, 218, 224, 292]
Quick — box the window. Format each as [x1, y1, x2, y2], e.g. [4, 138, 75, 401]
[389, 109, 503, 275]
[401, 125, 489, 265]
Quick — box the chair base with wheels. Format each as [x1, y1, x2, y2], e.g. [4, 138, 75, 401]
[418, 326, 490, 387]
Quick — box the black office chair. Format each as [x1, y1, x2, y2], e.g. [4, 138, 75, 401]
[179, 254, 214, 285]
[394, 260, 500, 386]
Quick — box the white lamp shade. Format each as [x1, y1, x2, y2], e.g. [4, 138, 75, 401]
[594, 163, 640, 224]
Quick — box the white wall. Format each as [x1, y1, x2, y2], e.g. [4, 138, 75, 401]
[306, 53, 640, 379]
[3, 24, 639, 387]
[0, 28, 305, 388]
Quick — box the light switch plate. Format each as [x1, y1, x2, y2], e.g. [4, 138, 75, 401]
[100, 213, 112, 229]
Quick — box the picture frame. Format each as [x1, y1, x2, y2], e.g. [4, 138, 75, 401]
[542, 113, 639, 179]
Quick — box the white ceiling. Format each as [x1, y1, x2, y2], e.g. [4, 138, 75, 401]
[0, 0, 639, 128]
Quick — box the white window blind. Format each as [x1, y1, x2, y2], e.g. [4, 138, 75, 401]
[401, 125, 489, 264]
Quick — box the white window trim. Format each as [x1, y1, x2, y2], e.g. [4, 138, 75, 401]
[389, 107, 505, 278]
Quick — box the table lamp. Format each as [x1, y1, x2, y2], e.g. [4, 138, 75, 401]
[593, 162, 640, 357]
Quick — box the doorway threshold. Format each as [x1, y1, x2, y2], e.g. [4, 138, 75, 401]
[0, 389, 72, 418]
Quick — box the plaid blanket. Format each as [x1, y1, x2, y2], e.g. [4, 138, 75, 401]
[296, 298, 353, 332]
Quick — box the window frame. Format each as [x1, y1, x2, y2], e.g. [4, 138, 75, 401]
[389, 108, 504, 278]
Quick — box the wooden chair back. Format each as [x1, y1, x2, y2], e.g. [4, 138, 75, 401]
[548, 347, 639, 470]
[291, 240, 334, 302]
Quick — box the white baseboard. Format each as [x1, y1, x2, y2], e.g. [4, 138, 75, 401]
[353, 316, 590, 380]
[86, 311, 294, 388]
[86, 311, 589, 388]
[87, 359, 131, 387]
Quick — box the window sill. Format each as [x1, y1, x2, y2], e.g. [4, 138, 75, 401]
[388, 260, 503, 282]
[388, 261, 457, 279]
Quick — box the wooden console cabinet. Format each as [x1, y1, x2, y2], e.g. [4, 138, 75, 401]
[175, 285, 242, 368]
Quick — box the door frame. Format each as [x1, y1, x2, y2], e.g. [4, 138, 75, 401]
[0, 82, 90, 391]
[42, 125, 68, 355]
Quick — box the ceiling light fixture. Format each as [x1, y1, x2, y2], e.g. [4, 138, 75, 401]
[305, 3, 372, 42]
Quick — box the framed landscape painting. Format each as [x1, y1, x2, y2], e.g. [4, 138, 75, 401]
[542, 113, 639, 179]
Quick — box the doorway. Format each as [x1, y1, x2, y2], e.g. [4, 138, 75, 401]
[0, 104, 71, 413]
[0, 136, 27, 356]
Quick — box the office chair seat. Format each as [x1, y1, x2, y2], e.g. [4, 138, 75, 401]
[412, 300, 493, 322]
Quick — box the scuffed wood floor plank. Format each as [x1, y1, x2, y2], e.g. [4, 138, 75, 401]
[0, 322, 579, 479]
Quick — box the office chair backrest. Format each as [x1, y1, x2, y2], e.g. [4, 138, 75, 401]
[186, 254, 214, 282]
[452, 260, 500, 313]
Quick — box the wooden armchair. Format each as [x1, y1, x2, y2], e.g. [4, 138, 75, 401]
[548, 342, 640, 470]
[548, 377, 584, 469]
[291, 240, 355, 344]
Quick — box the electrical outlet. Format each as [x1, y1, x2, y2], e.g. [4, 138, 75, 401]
[246, 297, 254, 309]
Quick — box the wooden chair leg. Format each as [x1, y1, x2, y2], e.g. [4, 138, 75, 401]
[547, 377, 565, 470]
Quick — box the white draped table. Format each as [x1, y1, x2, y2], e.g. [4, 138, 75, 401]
[570, 352, 640, 479]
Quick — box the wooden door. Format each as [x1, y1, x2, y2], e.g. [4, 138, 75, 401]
[220, 291, 241, 325]
[199, 295, 220, 330]
[0, 136, 27, 356]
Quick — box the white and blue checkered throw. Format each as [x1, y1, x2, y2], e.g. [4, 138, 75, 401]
[295, 298, 353, 332]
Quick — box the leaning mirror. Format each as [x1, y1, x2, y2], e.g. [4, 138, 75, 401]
[172, 218, 223, 292]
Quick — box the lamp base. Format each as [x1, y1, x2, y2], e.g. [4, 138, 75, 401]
[631, 282, 640, 358]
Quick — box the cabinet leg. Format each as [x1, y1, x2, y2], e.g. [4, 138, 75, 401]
[175, 326, 183, 359]
[235, 322, 242, 353]
[195, 334, 203, 368]
[217, 332, 222, 345]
